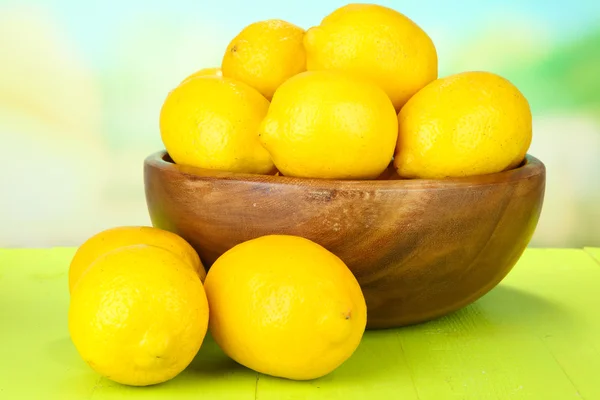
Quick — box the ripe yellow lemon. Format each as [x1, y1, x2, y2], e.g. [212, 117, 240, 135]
[258, 70, 398, 179]
[180, 67, 222, 84]
[159, 76, 274, 174]
[68, 226, 205, 293]
[394, 71, 532, 179]
[222, 19, 306, 100]
[68, 245, 209, 386]
[304, 3, 438, 110]
[204, 235, 367, 380]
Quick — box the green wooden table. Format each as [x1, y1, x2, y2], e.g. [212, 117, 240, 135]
[2, 247, 600, 399]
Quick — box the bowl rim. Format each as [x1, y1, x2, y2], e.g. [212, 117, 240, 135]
[144, 150, 545, 190]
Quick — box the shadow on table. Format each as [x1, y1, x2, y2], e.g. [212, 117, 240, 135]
[47, 336, 80, 368]
[478, 284, 576, 328]
[417, 284, 581, 335]
[184, 332, 250, 378]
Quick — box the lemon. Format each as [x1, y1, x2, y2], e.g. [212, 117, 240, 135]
[304, 3, 438, 110]
[394, 71, 532, 179]
[222, 19, 306, 100]
[68, 244, 209, 386]
[258, 70, 397, 179]
[159, 76, 274, 174]
[69, 226, 205, 293]
[180, 67, 222, 84]
[204, 235, 367, 380]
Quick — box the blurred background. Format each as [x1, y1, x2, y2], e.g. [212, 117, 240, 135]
[0, 0, 598, 248]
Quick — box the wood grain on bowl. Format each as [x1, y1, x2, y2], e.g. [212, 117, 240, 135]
[144, 151, 545, 329]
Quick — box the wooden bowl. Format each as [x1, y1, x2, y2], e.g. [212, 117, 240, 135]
[144, 151, 545, 329]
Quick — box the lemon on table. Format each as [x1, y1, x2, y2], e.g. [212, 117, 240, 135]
[258, 70, 398, 179]
[68, 226, 205, 292]
[304, 3, 438, 110]
[69, 244, 209, 386]
[394, 71, 532, 179]
[204, 235, 367, 380]
[222, 19, 306, 100]
[180, 67, 222, 84]
[159, 76, 274, 174]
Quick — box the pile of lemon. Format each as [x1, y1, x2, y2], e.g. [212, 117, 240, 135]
[69, 227, 366, 386]
[161, 4, 532, 181]
[68, 2, 534, 387]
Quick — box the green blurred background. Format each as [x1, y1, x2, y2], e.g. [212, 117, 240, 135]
[1, 0, 598, 248]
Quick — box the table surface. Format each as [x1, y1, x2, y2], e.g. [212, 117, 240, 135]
[2, 247, 600, 400]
